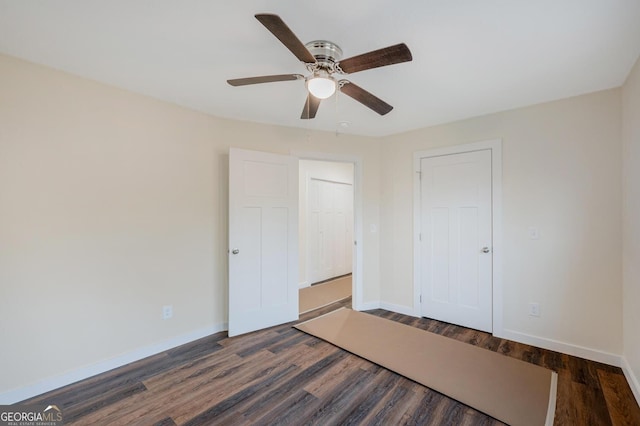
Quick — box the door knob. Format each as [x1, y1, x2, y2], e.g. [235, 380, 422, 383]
[231, 248, 240, 255]
[481, 247, 491, 253]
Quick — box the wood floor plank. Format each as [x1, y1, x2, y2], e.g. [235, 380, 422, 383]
[425, 317, 451, 335]
[458, 409, 504, 426]
[297, 366, 375, 425]
[23, 351, 172, 408]
[540, 348, 566, 371]
[302, 353, 372, 398]
[333, 368, 398, 424]
[363, 381, 414, 425]
[177, 362, 300, 425]
[265, 329, 312, 353]
[153, 417, 177, 426]
[289, 340, 341, 369]
[478, 334, 504, 352]
[569, 355, 604, 389]
[212, 350, 348, 424]
[598, 369, 640, 426]
[217, 329, 281, 351]
[458, 328, 492, 347]
[142, 351, 243, 391]
[61, 381, 148, 424]
[428, 396, 469, 425]
[165, 332, 226, 361]
[23, 298, 639, 425]
[181, 334, 345, 424]
[233, 327, 301, 358]
[409, 388, 448, 425]
[496, 338, 529, 360]
[244, 388, 318, 426]
[554, 370, 612, 426]
[241, 350, 348, 420]
[521, 345, 544, 366]
[73, 350, 276, 425]
[168, 351, 298, 425]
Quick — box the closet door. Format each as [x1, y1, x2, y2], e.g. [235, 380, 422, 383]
[308, 178, 353, 283]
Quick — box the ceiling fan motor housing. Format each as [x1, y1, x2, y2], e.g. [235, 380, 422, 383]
[305, 40, 343, 73]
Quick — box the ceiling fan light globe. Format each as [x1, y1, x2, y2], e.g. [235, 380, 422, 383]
[307, 77, 336, 99]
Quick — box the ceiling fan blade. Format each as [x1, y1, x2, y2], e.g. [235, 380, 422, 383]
[301, 94, 321, 119]
[227, 74, 303, 86]
[339, 80, 393, 115]
[255, 14, 317, 64]
[337, 43, 412, 74]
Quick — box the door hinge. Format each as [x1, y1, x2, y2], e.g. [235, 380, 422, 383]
[420, 294, 422, 303]
[416, 170, 422, 180]
[419, 233, 422, 241]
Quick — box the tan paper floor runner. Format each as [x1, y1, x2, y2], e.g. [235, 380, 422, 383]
[295, 308, 557, 426]
[299, 276, 351, 314]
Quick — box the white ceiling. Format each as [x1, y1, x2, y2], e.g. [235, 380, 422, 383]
[1, 1, 639, 137]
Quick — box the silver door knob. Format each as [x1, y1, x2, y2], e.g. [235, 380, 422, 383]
[231, 248, 240, 255]
[481, 247, 491, 253]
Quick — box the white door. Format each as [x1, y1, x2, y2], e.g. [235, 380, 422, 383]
[308, 179, 353, 283]
[332, 183, 353, 277]
[309, 179, 332, 282]
[420, 149, 493, 332]
[228, 148, 298, 337]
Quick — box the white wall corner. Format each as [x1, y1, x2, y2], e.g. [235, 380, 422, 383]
[299, 281, 310, 289]
[0, 322, 228, 405]
[622, 357, 640, 406]
[501, 328, 623, 367]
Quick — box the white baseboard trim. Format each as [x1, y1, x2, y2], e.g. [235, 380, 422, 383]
[379, 302, 420, 318]
[0, 322, 228, 405]
[501, 328, 622, 367]
[622, 356, 640, 406]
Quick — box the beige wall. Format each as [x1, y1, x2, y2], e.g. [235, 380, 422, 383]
[623, 55, 640, 396]
[0, 53, 381, 396]
[380, 89, 623, 355]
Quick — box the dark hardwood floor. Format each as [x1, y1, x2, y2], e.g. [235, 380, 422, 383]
[22, 298, 640, 425]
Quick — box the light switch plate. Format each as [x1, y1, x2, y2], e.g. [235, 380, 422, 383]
[528, 227, 540, 240]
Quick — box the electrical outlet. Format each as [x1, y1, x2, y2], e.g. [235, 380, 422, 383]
[529, 303, 540, 317]
[162, 305, 173, 320]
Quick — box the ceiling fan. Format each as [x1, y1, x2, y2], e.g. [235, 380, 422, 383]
[227, 14, 413, 119]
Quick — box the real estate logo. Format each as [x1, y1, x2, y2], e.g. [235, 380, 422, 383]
[0, 405, 63, 426]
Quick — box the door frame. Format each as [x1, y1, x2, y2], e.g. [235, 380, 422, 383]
[413, 139, 503, 336]
[292, 150, 363, 311]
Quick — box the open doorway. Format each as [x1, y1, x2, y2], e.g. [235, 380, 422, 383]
[298, 159, 355, 313]
[228, 148, 363, 336]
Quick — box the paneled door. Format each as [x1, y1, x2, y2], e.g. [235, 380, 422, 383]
[419, 149, 493, 332]
[307, 179, 353, 283]
[228, 148, 298, 337]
